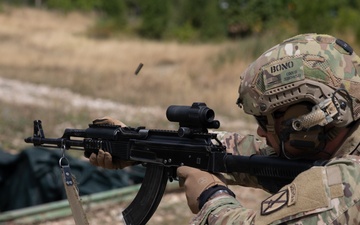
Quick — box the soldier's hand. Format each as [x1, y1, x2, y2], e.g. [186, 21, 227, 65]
[89, 149, 134, 169]
[177, 166, 229, 214]
[89, 116, 133, 169]
[92, 116, 127, 127]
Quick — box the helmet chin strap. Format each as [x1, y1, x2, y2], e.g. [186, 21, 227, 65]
[279, 131, 320, 160]
[265, 114, 281, 151]
[281, 141, 300, 160]
[277, 103, 328, 159]
[280, 139, 330, 160]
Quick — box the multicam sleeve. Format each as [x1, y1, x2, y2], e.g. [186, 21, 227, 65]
[190, 195, 257, 225]
[215, 131, 273, 188]
[214, 131, 270, 156]
[187, 132, 272, 225]
[193, 155, 360, 225]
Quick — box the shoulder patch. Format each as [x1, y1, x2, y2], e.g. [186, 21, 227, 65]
[261, 189, 288, 215]
[287, 183, 297, 206]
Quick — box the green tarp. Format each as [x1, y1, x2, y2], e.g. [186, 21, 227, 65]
[0, 147, 144, 212]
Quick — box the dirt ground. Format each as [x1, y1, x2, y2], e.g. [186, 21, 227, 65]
[29, 186, 269, 225]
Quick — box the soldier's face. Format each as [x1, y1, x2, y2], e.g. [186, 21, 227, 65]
[257, 113, 351, 160]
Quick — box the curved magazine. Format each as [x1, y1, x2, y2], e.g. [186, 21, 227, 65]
[122, 164, 169, 225]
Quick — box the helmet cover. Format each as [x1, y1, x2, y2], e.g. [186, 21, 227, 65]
[237, 33, 360, 128]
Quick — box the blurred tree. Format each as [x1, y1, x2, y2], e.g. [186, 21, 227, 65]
[334, 0, 360, 43]
[170, 0, 226, 41]
[200, 0, 226, 40]
[46, 0, 100, 12]
[137, 0, 170, 39]
[2, 0, 360, 44]
[221, 0, 295, 37]
[98, 0, 127, 28]
[292, 0, 344, 34]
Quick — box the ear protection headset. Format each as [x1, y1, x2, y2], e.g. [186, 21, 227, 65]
[279, 94, 346, 159]
[278, 103, 327, 159]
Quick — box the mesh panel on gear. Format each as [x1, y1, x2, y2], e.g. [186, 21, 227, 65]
[349, 81, 360, 101]
[303, 56, 329, 71]
[354, 104, 360, 120]
[350, 81, 360, 120]
[256, 71, 266, 93]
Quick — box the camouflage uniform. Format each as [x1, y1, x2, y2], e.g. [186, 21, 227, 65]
[188, 34, 360, 224]
[191, 130, 360, 225]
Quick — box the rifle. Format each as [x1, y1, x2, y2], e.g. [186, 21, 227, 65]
[24, 102, 327, 225]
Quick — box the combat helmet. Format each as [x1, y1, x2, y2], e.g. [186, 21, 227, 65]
[237, 33, 360, 157]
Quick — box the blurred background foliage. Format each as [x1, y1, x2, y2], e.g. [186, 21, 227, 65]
[1, 2, 356, 223]
[2, 0, 360, 44]
[0, 0, 359, 151]
[0, 1, 358, 220]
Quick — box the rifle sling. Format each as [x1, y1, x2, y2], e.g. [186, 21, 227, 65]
[61, 165, 89, 225]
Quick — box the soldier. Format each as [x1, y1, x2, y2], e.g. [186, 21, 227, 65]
[90, 33, 360, 224]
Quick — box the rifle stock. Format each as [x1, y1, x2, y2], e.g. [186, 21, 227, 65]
[24, 102, 326, 225]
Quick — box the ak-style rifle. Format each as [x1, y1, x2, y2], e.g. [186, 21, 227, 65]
[24, 102, 326, 225]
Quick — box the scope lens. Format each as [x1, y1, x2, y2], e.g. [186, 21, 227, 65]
[203, 109, 214, 122]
